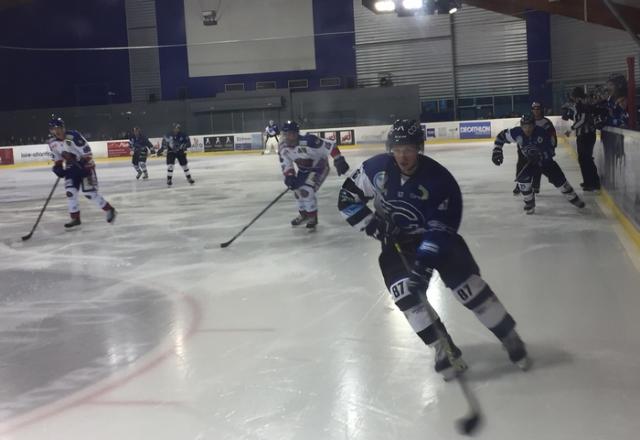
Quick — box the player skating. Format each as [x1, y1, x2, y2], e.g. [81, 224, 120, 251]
[47, 116, 117, 228]
[129, 126, 153, 180]
[338, 120, 530, 380]
[513, 102, 558, 195]
[157, 123, 195, 187]
[493, 114, 584, 214]
[279, 121, 350, 231]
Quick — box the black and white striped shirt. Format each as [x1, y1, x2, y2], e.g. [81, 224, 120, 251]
[570, 102, 596, 137]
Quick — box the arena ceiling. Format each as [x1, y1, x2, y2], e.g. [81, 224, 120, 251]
[463, 0, 640, 36]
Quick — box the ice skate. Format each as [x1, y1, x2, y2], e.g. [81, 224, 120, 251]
[569, 195, 585, 208]
[106, 207, 117, 224]
[306, 217, 318, 232]
[434, 335, 468, 381]
[291, 212, 309, 227]
[64, 218, 81, 229]
[501, 329, 531, 371]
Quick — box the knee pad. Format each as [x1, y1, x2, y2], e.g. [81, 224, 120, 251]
[404, 302, 438, 334]
[389, 278, 422, 311]
[518, 182, 532, 192]
[167, 164, 174, 172]
[298, 188, 310, 198]
[451, 274, 490, 308]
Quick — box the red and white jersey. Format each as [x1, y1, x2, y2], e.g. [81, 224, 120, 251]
[278, 133, 341, 176]
[48, 130, 93, 164]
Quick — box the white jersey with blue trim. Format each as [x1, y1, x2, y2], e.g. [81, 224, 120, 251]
[48, 130, 92, 163]
[278, 133, 338, 175]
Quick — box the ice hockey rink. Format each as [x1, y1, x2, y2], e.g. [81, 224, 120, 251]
[1, 142, 639, 440]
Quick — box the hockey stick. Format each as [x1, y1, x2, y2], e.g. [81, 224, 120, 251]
[22, 177, 61, 241]
[514, 160, 531, 182]
[393, 242, 483, 436]
[219, 188, 289, 248]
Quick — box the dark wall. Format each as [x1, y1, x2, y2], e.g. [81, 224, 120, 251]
[155, 0, 356, 100]
[0, 0, 132, 110]
[0, 86, 418, 143]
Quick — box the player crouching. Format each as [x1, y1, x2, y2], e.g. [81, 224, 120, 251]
[47, 116, 117, 228]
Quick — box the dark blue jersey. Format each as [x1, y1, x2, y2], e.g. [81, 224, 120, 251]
[160, 131, 191, 154]
[338, 153, 463, 261]
[494, 125, 555, 162]
[129, 134, 153, 153]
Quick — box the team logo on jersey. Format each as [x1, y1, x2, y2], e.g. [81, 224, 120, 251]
[537, 136, 543, 143]
[373, 171, 387, 192]
[409, 185, 429, 201]
[380, 199, 425, 232]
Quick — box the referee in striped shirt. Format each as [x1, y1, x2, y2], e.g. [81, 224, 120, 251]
[567, 87, 600, 191]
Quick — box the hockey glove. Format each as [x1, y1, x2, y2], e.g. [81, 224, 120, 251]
[52, 164, 66, 178]
[491, 147, 504, 166]
[407, 260, 434, 295]
[284, 174, 299, 190]
[365, 215, 399, 244]
[334, 156, 350, 176]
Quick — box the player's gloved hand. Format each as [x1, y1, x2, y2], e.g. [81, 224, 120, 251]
[407, 260, 434, 295]
[334, 156, 350, 176]
[284, 174, 298, 190]
[492, 147, 503, 166]
[52, 164, 66, 178]
[365, 215, 398, 243]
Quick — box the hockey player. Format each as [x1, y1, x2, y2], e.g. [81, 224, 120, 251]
[493, 114, 584, 214]
[157, 123, 195, 187]
[338, 120, 530, 380]
[47, 116, 117, 228]
[129, 126, 153, 180]
[263, 120, 280, 155]
[513, 102, 558, 195]
[279, 120, 350, 231]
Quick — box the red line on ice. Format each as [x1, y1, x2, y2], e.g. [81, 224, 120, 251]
[0, 294, 203, 436]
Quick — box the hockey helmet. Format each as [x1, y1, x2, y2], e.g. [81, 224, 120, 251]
[386, 119, 424, 152]
[282, 120, 300, 133]
[48, 115, 65, 128]
[520, 113, 535, 126]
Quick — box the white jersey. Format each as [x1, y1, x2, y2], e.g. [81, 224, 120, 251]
[48, 130, 92, 164]
[278, 133, 340, 175]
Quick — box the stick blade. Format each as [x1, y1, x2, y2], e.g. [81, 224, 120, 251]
[220, 241, 232, 248]
[456, 413, 482, 436]
[21, 233, 33, 241]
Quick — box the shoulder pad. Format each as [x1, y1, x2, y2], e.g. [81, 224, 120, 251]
[301, 134, 324, 148]
[65, 130, 87, 146]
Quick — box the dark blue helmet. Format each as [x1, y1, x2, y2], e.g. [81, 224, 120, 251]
[48, 115, 65, 128]
[520, 113, 535, 126]
[282, 120, 300, 133]
[386, 119, 424, 152]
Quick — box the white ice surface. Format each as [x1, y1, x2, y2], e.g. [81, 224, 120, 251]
[0, 143, 639, 439]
